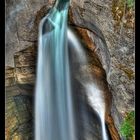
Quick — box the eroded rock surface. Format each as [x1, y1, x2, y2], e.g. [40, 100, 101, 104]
[6, 0, 134, 139]
[69, 1, 134, 138]
[5, 66, 15, 86]
[5, 85, 34, 140]
[6, 0, 53, 66]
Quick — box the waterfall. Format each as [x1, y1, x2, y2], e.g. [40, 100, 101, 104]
[35, 0, 76, 140]
[68, 28, 108, 140]
[85, 84, 108, 140]
[35, 0, 109, 139]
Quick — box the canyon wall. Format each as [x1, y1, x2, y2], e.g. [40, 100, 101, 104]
[5, 0, 134, 139]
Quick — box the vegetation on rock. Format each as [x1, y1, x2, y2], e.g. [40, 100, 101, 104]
[120, 111, 135, 139]
[126, 0, 134, 8]
[112, 0, 134, 29]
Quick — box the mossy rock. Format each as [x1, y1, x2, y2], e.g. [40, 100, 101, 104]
[120, 111, 135, 139]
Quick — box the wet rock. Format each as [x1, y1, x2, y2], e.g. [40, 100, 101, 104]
[5, 28, 116, 140]
[6, 0, 134, 139]
[5, 85, 34, 140]
[69, 1, 134, 138]
[106, 115, 121, 140]
[69, 26, 112, 115]
[69, 27, 121, 140]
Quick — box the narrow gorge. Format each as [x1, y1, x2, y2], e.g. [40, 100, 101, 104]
[5, 0, 135, 140]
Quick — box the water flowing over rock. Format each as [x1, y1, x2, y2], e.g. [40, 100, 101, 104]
[35, 1, 77, 140]
[5, 0, 134, 139]
[5, 29, 120, 140]
[69, 1, 134, 138]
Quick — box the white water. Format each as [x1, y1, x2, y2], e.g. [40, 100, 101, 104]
[68, 29, 108, 140]
[35, 0, 109, 139]
[85, 84, 108, 140]
[35, 1, 76, 140]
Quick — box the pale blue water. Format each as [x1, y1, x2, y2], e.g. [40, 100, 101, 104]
[35, 0, 76, 140]
[35, 0, 110, 140]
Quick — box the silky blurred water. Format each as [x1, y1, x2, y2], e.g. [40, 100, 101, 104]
[35, 0, 109, 140]
[35, 1, 76, 140]
[68, 29, 108, 140]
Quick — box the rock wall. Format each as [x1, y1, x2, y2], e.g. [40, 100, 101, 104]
[5, 46, 35, 140]
[69, 0, 134, 138]
[6, 0, 134, 139]
[6, 0, 50, 66]
[5, 84, 34, 140]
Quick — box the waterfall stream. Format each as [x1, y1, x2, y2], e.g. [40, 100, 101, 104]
[35, 1, 76, 140]
[68, 28, 108, 140]
[35, 0, 109, 140]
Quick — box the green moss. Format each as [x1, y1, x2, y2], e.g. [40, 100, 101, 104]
[126, 0, 134, 8]
[120, 111, 135, 139]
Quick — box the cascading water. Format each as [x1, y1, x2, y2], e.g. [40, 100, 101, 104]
[85, 84, 108, 140]
[68, 28, 108, 140]
[35, 0, 109, 139]
[35, 0, 76, 140]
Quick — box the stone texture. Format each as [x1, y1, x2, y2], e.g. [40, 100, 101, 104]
[69, 1, 134, 138]
[14, 46, 37, 84]
[5, 66, 15, 86]
[5, 85, 34, 140]
[69, 27, 120, 140]
[69, 26, 112, 116]
[5, 27, 120, 140]
[106, 115, 121, 140]
[6, 0, 134, 139]
[5, 0, 53, 66]
[5, 46, 37, 85]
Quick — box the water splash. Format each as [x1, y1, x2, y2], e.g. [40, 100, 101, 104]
[35, 1, 76, 140]
[68, 28, 108, 140]
[85, 84, 108, 140]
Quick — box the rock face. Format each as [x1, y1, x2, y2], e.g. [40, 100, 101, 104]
[69, 0, 134, 138]
[5, 66, 15, 86]
[69, 27, 120, 140]
[5, 85, 34, 140]
[6, 0, 51, 66]
[5, 0, 134, 139]
[5, 47, 35, 140]
[14, 46, 37, 84]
